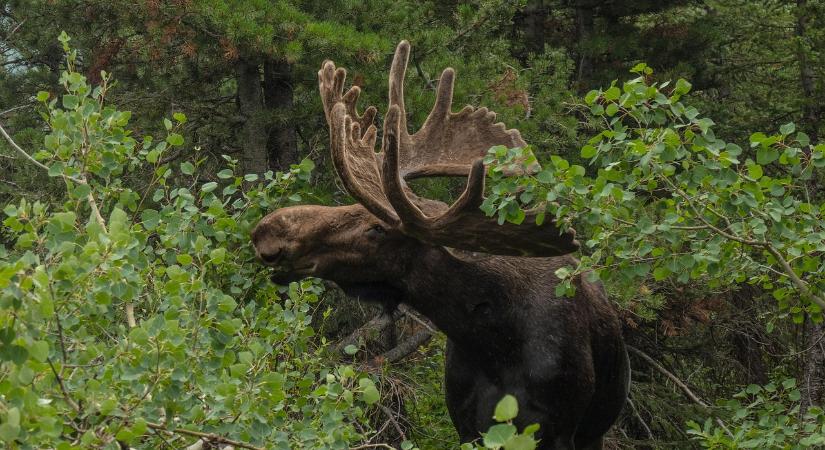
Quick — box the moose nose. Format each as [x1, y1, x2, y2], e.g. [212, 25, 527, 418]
[257, 248, 283, 265]
[251, 221, 285, 265]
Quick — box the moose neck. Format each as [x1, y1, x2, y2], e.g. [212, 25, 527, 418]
[395, 246, 540, 347]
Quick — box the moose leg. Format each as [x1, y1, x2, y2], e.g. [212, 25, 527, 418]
[577, 437, 603, 450]
[444, 340, 499, 442]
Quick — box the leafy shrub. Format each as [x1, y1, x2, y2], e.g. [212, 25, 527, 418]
[0, 33, 380, 449]
[483, 63, 825, 323]
[687, 379, 825, 449]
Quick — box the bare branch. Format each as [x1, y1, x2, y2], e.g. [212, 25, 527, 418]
[379, 329, 433, 363]
[349, 444, 396, 450]
[398, 304, 437, 334]
[0, 103, 32, 117]
[627, 346, 732, 437]
[766, 244, 825, 310]
[145, 422, 263, 450]
[335, 309, 403, 355]
[46, 358, 80, 412]
[0, 121, 72, 179]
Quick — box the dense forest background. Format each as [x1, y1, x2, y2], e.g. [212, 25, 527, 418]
[1, 0, 825, 448]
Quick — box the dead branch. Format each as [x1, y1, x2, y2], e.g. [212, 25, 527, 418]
[145, 422, 262, 450]
[398, 304, 437, 333]
[379, 330, 433, 363]
[336, 309, 403, 355]
[627, 345, 732, 437]
[626, 397, 653, 440]
[349, 444, 396, 450]
[377, 404, 407, 441]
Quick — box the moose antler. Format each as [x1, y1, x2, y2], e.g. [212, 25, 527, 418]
[318, 41, 578, 256]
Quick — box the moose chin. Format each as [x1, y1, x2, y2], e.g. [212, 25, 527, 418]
[252, 41, 630, 450]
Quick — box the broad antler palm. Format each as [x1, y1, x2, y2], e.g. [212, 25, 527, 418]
[318, 41, 578, 256]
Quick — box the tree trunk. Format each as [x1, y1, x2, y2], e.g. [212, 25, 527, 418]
[796, 0, 821, 143]
[512, 0, 549, 62]
[728, 286, 769, 385]
[573, 2, 594, 91]
[236, 59, 269, 175]
[263, 59, 298, 171]
[802, 321, 825, 412]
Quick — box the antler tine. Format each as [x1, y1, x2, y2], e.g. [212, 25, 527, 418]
[376, 41, 577, 256]
[382, 104, 577, 255]
[389, 41, 410, 135]
[421, 67, 455, 129]
[319, 60, 377, 138]
[327, 100, 399, 226]
[320, 41, 577, 256]
[382, 104, 430, 226]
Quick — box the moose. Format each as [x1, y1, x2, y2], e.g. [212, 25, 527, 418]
[251, 41, 629, 450]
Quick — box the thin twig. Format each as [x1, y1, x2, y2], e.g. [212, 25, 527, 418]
[3, 18, 26, 42]
[377, 404, 407, 441]
[145, 422, 263, 450]
[663, 177, 825, 310]
[0, 121, 78, 180]
[0, 103, 32, 116]
[627, 397, 653, 440]
[47, 358, 80, 412]
[349, 444, 396, 450]
[627, 346, 732, 437]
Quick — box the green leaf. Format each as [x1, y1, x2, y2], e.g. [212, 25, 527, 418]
[164, 118, 173, 130]
[630, 63, 648, 73]
[62, 94, 78, 109]
[584, 90, 599, 105]
[344, 344, 358, 355]
[359, 378, 380, 404]
[0, 422, 19, 442]
[176, 254, 193, 265]
[747, 164, 763, 179]
[166, 133, 184, 146]
[483, 424, 517, 448]
[674, 79, 692, 95]
[173, 112, 187, 123]
[605, 103, 619, 116]
[653, 267, 670, 281]
[779, 122, 795, 135]
[604, 86, 621, 101]
[37, 91, 50, 102]
[48, 162, 65, 177]
[0, 345, 28, 364]
[180, 161, 195, 175]
[29, 340, 50, 362]
[201, 182, 218, 193]
[504, 434, 538, 450]
[756, 147, 779, 165]
[494, 395, 519, 422]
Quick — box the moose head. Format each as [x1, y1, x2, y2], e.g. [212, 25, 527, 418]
[252, 41, 578, 290]
[252, 41, 628, 450]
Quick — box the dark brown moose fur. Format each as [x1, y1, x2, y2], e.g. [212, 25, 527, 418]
[252, 41, 629, 450]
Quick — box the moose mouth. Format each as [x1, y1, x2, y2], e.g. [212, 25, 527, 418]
[268, 264, 317, 284]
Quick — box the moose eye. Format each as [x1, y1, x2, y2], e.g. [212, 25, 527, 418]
[365, 224, 387, 239]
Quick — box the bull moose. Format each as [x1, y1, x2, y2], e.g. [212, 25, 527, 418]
[252, 41, 629, 450]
